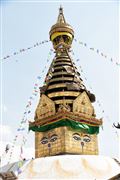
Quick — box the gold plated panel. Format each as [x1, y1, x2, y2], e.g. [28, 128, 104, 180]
[48, 91, 80, 98]
[73, 92, 94, 117]
[35, 127, 65, 157]
[48, 83, 67, 90]
[49, 77, 73, 83]
[54, 62, 72, 66]
[54, 99, 73, 104]
[65, 127, 98, 155]
[54, 59, 70, 62]
[54, 66, 65, 70]
[35, 126, 98, 158]
[52, 72, 70, 76]
[35, 94, 55, 120]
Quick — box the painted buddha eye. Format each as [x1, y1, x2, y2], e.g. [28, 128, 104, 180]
[41, 137, 48, 144]
[83, 135, 91, 142]
[72, 133, 81, 141]
[50, 134, 58, 142]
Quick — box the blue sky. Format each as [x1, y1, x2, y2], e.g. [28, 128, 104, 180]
[0, 1, 119, 164]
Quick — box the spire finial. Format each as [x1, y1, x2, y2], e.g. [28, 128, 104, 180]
[57, 5, 66, 24]
[59, 5, 63, 14]
[49, 6, 74, 46]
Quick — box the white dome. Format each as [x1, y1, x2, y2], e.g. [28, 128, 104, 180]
[17, 155, 120, 179]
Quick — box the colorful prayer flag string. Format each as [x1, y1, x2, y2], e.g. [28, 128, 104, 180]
[7, 48, 53, 164]
[70, 50, 115, 129]
[1, 40, 50, 62]
[74, 38, 119, 67]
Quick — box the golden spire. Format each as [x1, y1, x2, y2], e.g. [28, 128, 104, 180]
[29, 7, 102, 159]
[49, 6, 74, 49]
[57, 6, 66, 24]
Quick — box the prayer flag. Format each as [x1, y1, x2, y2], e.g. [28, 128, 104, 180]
[4, 56, 10, 59]
[79, 41, 83, 44]
[27, 47, 32, 50]
[28, 101, 31, 105]
[21, 146, 23, 154]
[116, 62, 120, 66]
[20, 49, 25, 52]
[33, 93, 37, 96]
[29, 97, 33, 100]
[17, 168, 22, 174]
[90, 48, 94, 50]
[37, 76, 41, 79]
[26, 104, 29, 108]
[23, 136, 27, 144]
[17, 128, 25, 131]
[5, 144, 10, 153]
[34, 90, 38, 92]
[21, 120, 26, 124]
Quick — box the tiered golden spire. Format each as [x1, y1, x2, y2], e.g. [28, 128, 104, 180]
[29, 7, 102, 158]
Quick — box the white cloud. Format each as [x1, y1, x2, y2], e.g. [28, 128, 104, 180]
[0, 105, 8, 113]
[0, 125, 12, 137]
[0, 125, 34, 166]
[0, 141, 34, 166]
[3, 105, 7, 113]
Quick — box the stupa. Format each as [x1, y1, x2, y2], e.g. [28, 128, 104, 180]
[0, 7, 120, 180]
[29, 6, 102, 158]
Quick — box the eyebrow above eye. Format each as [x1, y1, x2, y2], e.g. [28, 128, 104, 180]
[72, 133, 80, 137]
[41, 137, 48, 141]
[50, 134, 58, 138]
[83, 135, 91, 138]
[50, 134, 58, 142]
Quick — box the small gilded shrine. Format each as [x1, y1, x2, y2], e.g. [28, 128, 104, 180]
[29, 7, 102, 158]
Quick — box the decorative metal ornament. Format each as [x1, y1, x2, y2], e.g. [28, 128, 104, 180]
[113, 123, 120, 129]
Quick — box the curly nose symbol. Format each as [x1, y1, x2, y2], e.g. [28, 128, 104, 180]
[81, 142, 84, 147]
[48, 143, 51, 148]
